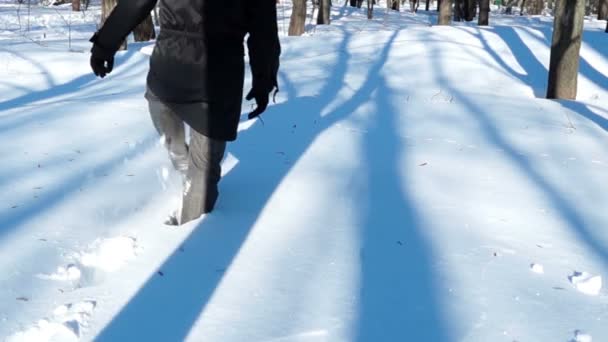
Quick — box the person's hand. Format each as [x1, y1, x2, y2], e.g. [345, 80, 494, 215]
[90, 44, 114, 78]
[245, 87, 270, 120]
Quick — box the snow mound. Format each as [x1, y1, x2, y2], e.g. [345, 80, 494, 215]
[37, 264, 82, 281]
[569, 272, 602, 296]
[140, 45, 154, 56]
[78, 236, 139, 273]
[37, 236, 139, 288]
[6, 301, 96, 342]
[572, 330, 593, 342]
[530, 263, 544, 274]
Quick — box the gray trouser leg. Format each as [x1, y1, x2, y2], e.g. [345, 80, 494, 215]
[180, 129, 226, 224]
[148, 99, 189, 174]
[147, 96, 227, 224]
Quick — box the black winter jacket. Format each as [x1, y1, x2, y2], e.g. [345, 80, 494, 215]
[92, 0, 281, 141]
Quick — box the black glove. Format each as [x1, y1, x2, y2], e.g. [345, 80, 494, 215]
[245, 88, 270, 120]
[89, 33, 115, 79]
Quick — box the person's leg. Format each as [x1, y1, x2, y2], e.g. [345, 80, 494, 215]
[147, 98, 189, 174]
[179, 129, 227, 224]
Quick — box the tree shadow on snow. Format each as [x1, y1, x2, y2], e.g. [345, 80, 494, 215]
[0, 49, 142, 135]
[524, 26, 608, 92]
[468, 24, 608, 143]
[460, 25, 607, 99]
[435, 27, 608, 270]
[354, 42, 449, 342]
[0, 132, 159, 236]
[0, 49, 149, 238]
[456, 26, 548, 97]
[95, 29, 450, 341]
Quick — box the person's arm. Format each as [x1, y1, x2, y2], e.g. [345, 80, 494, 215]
[245, 0, 281, 118]
[90, 0, 157, 78]
[92, 0, 158, 53]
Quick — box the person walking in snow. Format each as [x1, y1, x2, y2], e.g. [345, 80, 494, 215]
[89, 0, 281, 225]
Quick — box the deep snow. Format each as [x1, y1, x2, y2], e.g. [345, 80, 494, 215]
[1, 1, 608, 341]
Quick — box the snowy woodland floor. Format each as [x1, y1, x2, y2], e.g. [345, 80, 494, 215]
[1, 1, 608, 341]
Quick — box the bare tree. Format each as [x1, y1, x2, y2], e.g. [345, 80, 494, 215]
[532, 0, 544, 14]
[505, 0, 517, 14]
[153, 3, 159, 26]
[479, 0, 490, 25]
[521, 0, 546, 15]
[454, 0, 475, 21]
[133, 14, 156, 41]
[72, 0, 80, 11]
[410, 0, 420, 12]
[391, 0, 400, 11]
[426, 0, 431, 11]
[547, 0, 586, 99]
[599, 0, 608, 20]
[454, 0, 464, 20]
[462, 0, 476, 21]
[289, 0, 307, 36]
[439, 0, 452, 24]
[318, 0, 331, 24]
[367, 0, 374, 19]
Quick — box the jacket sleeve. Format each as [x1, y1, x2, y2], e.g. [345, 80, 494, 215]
[91, 0, 158, 54]
[246, 0, 281, 93]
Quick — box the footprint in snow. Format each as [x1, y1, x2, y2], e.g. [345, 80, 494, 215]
[570, 330, 593, 342]
[530, 263, 544, 274]
[569, 271, 602, 296]
[6, 300, 96, 342]
[38, 236, 140, 288]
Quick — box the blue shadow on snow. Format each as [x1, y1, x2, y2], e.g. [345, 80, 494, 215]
[95, 29, 451, 341]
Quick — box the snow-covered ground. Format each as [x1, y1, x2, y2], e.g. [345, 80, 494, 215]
[1, 1, 608, 341]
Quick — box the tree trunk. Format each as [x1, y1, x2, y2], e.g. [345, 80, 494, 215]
[520, 0, 526, 15]
[454, 0, 463, 20]
[101, 0, 126, 50]
[72, 0, 80, 11]
[289, 0, 307, 36]
[367, 0, 374, 18]
[465, 0, 477, 21]
[439, 0, 453, 23]
[438, 0, 442, 11]
[152, 3, 159, 26]
[584, 0, 591, 16]
[533, 0, 544, 15]
[133, 14, 156, 41]
[505, 0, 517, 14]
[479, 0, 490, 24]
[599, 0, 608, 20]
[426, 0, 431, 11]
[318, 0, 331, 24]
[391, 0, 400, 10]
[547, 0, 586, 99]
